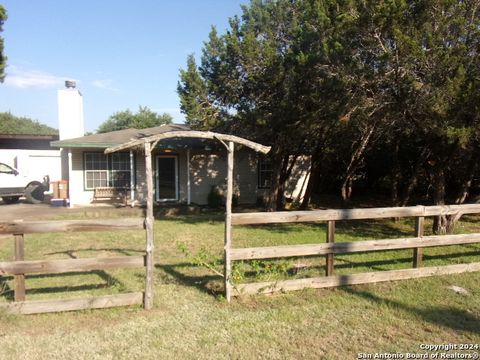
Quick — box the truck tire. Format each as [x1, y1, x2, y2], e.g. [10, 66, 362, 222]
[1, 196, 20, 204]
[25, 182, 45, 204]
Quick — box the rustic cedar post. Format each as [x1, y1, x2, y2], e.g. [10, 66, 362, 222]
[326, 221, 335, 276]
[104, 131, 270, 304]
[224, 141, 234, 302]
[144, 142, 155, 309]
[14, 233, 26, 302]
[413, 216, 425, 268]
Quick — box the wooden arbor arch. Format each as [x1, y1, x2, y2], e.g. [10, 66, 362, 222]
[105, 131, 270, 307]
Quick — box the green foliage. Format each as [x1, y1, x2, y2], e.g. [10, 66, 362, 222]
[207, 185, 224, 208]
[178, 0, 480, 213]
[177, 0, 392, 209]
[97, 106, 172, 133]
[0, 278, 7, 297]
[0, 5, 6, 83]
[177, 54, 222, 130]
[0, 112, 58, 135]
[231, 259, 292, 284]
[207, 185, 239, 208]
[176, 241, 223, 278]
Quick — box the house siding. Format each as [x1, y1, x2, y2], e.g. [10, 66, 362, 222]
[178, 152, 188, 202]
[69, 148, 94, 204]
[190, 151, 225, 205]
[67, 148, 310, 207]
[189, 149, 264, 205]
[69, 148, 142, 205]
[135, 154, 147, 204]
[284, 155, 311, 205]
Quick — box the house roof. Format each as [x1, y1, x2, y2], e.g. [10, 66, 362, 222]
[50, 124, 191, 149]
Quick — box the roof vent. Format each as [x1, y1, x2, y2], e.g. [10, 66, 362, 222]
[65, 80, 76, 89]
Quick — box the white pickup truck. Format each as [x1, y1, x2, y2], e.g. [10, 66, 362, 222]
[0, 162, 50, 204]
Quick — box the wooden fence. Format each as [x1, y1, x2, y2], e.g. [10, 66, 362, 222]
[225, 204, 480, 298]
[0, 218, 146, 314]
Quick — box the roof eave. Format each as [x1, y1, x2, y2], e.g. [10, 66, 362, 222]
[50, 141, 120, 148]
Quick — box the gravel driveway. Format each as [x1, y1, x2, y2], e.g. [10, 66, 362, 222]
[0, 200, 71, 221]
[0, 199, 142, 221]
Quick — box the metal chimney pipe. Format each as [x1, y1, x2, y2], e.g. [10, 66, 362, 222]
[65, 80, 76, 89]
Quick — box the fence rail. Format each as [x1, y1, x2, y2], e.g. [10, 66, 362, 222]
[226, 204, 480, 298]
[0, 256, 146, 275]
[2, 292, 144, 315]
[0, 218, 146, 314]
[233, 262, 480, 296]
[0, 218, 144, 234]
[229, 233, 480, 260]
[231, 204, 480, 225]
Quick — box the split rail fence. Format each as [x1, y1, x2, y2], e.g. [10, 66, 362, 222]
[0, 218, 147, 314]
[225, 204, 480, 298]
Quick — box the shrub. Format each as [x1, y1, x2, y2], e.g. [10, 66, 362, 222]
[207, 186, 224, 208]
[208, 185, 239, 208]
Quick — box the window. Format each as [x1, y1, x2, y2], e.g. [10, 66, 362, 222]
[84, 152, 133, 190]
[258, 159, 273, 189]
[0, 163, 15, 174]
[110, 153, 131, 188]
[85, 153, 109, 189]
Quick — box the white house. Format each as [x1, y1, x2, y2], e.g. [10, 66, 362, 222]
[50, 124, 310, 207]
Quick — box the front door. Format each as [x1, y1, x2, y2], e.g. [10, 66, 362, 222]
[156, 156, 178, 201]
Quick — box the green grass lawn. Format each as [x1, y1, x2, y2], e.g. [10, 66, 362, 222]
[0, 210, 479, 359]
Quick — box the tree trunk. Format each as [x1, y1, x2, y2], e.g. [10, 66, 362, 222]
[341, 177, 354, 203]
[390, 141, 402, 207]
[274, 155, 288, 211]
[453, 160, 477, 205]
[432, 166, 447, 234]
[276, 154, 298, 210]
[300, 150, 321, 210]
[400, 148, 430, 207]
[266, 150, 289, 212]
[445, 158, 478, 233]
[340, 125, 376, 203]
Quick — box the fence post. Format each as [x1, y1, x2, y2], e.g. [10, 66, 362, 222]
[326, 220, 335, 276]
[224, 141, 234, 302]
[413, 216, 425, 268]
[144, 142, 155, 310]
[14, 234, 26, 302]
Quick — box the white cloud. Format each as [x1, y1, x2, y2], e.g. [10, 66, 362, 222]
[5, 65, 69, 89]
[92, 79, 119, 92]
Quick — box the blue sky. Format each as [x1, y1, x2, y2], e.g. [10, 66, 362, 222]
[0, 1, 246, 132]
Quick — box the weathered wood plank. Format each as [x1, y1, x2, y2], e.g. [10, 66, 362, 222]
[0, 218, 145, 235]
[104, 130, 271, 155]
[0, 292, 144, 314]
[231, 204, 480, 225]
[144, 142, 154, 310]
[233, 262, 480, 296]
[229, 233, 480, 260]
[413, 217, 425, 268]
[0, 256, 145, 275]
[326, 220, 335, 276]
[14, 234, 25, 302]
[224, 141, 234, 302]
